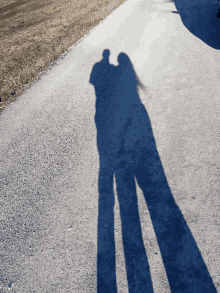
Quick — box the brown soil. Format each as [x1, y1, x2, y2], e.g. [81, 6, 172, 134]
[0, 0, 127, 114]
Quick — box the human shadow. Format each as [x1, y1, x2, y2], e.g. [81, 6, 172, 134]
[170, 0, 220, 49]
[89, 49, 217, 292]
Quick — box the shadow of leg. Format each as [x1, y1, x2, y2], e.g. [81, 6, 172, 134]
[97, 164, 117, 293]
[135, 156, 217, 292]
[115, 164, 154, 293]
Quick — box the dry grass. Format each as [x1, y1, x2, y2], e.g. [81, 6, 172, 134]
[0, 0, 127, 114]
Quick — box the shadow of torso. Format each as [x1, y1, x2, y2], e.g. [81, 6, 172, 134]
[91, 53, 153, 169]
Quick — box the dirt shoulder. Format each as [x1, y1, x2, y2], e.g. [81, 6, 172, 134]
[0, 0, 127, 114]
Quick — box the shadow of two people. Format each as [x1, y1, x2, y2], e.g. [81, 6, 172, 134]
[89, 49, 217, 292]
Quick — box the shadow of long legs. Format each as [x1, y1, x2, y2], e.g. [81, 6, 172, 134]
[115, 164, 154, 292]
[97, 162, 117, 292]
[135, 149, 217, 292]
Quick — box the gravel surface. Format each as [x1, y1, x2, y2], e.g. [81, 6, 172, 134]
[1, 0, 220, 292]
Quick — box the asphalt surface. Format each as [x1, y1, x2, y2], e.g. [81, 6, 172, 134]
[1, 0, 220, 292]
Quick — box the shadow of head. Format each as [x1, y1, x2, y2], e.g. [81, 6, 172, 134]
[102, 49, 110, 59]
[117, 52, 129, 66]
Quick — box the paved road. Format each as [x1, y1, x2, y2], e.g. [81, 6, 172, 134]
[1, 0, 220, 292]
